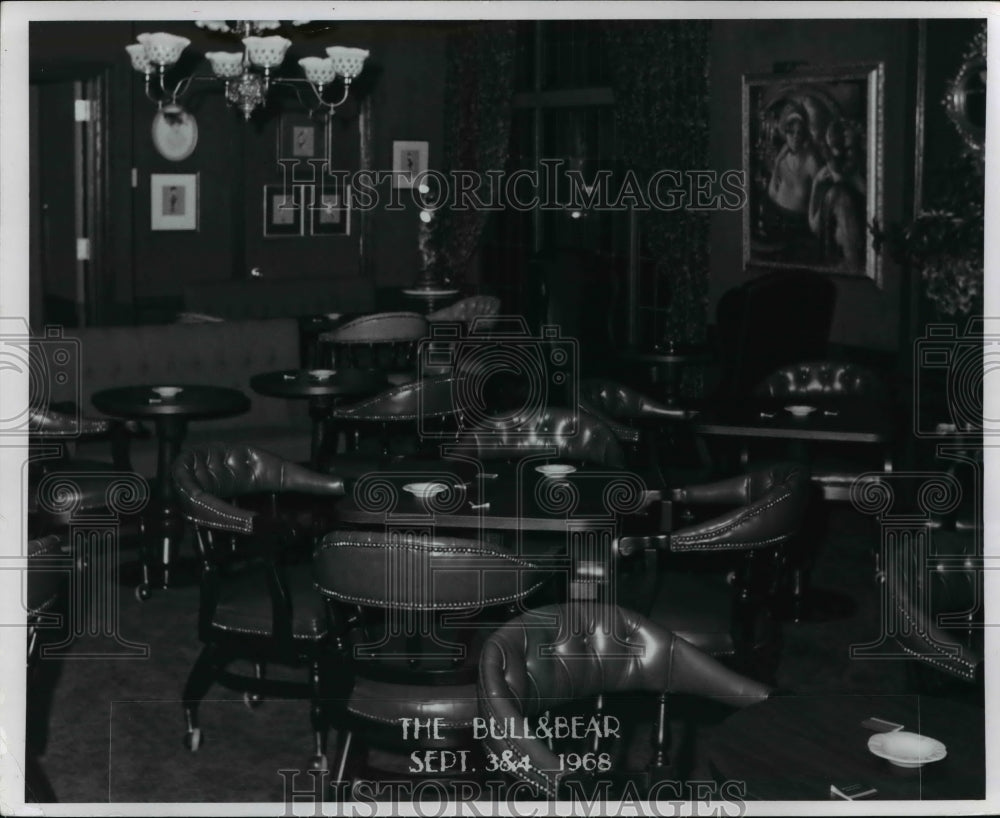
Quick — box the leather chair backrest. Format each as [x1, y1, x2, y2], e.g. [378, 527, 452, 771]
[322, 312, 428, 343]
[478, 603, 773, 796]
[427, 296, 501, 324]
[28, 407, 112, 437]
[172, 444, 344, 533]
[319, 312, 429, 374]
[579, 379, 689, 421]
[669, 462, 810, 552]
[886, 526, 982, 682]
[329, 375, 467, 422]
[456, 407, 626, 468]
[716, 270, 836, 397]
[27, 534, 66, 618]
[754, 360, 887, 401]
[315, 530, 557, 610]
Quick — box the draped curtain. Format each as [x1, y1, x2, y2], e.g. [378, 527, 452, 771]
[607, 22, 711, 347]
[428, 22, 517, 287]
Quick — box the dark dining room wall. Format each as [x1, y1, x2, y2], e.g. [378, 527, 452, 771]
[30, 20, 448, 322]
[707, 18, 915, 353]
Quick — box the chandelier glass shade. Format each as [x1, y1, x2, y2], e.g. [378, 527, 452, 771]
[125, 21, 369, 120]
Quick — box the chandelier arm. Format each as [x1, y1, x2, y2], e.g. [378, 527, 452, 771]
[271, 78, 325, 116]
[273, 77, 351, 115]
[171, 74, 196, 103]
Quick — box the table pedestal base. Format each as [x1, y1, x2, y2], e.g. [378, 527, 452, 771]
[135, 502, 190, 600]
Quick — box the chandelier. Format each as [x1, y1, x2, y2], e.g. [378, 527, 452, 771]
[125, 20, 369, 121]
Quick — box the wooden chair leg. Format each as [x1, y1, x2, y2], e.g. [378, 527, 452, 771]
[309, 659, 329, 772]
[182, 643, 221, 751]
[243, 661, 266, 709]
[649, 691, 670, 773]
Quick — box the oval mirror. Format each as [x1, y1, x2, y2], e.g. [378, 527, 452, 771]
[944, 27, 987, 164]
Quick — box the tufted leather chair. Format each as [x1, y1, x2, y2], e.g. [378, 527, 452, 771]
[319, 311, 429, 386]
[427, 295, 501, 324]
[752, 360, 893, 502]
[477, 603, 773, 798]
[616, 462, 810, 680]
[578, 378, 708, 485]
[27, 406, 146, 535]
[884, 452, 983, 689]
[885, 528, 983, 687]
[314, 529, 561, 786]
[325, 375, 468, 467]
[456, 408, 626, 469]
[171, 443, 346, 769]
[26, 534, 69, 665]
[755, 360, 887, 401]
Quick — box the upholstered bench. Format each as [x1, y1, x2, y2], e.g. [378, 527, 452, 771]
[182, 277, 375, 321]
[47, 318, 313, 476]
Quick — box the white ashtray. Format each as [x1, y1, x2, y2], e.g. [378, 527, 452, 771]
[784, 404, 817, 418]
[867, 731, 947, 768]
[535, 464, 577, 477]
[308, 369, 336, 380]
[153, 386, 183, 399]
[403, 482, 448, 500]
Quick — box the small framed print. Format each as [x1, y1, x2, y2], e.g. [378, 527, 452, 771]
[392, 140, 428, 188]
[150, 173, 198, 231]
[310, 184, 351, 236]
[277, 113, 331, 163]
[263, 185, 304, 237]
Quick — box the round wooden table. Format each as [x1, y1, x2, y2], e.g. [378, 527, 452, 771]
[705, 693, 985, 801]
[335, 457, 658, 532]
[92, 384, 250, 597]
[334, 456, 661, 602]
[250, 368, 387, 468]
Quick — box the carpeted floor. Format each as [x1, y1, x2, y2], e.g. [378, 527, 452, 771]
[27, 506, 972, 805]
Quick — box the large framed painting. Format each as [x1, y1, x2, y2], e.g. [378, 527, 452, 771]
[742, 63, 884, 285]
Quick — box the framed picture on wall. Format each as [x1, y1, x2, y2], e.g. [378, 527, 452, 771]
[150, 173, 198, 231]
[263, 185, 304, 237]
[310, 184, 351, 236]
[742, 63, 884, 286]
[391, 140, 428, 188]
[277, 113, 332, 164]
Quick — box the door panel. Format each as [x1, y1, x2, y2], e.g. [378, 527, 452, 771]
[32, 81, 79, 326]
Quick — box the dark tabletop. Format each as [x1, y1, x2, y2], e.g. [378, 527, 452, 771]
[250, 368, 387, 400]
[705, 693, 985, 801]
[693, 398, 891, 444]
[620, 343, 712, 365]
[298, 313, 353, 334]
[335, 457, 659, 532]
[92, 385, 250, 421]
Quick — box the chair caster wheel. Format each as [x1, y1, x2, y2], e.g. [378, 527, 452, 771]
[183, 728, 202, 752]
[135, 584, 152, 602]
[243, 690, 262, 710]
[309, 754, 328, 771]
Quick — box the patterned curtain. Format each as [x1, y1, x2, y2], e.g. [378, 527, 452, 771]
[607, 21, 711, 346]
[428, 22, 517, 287]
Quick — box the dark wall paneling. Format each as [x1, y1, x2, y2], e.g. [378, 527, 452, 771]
[30, 19, 450, 323]
[708, 19, 915, 352]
